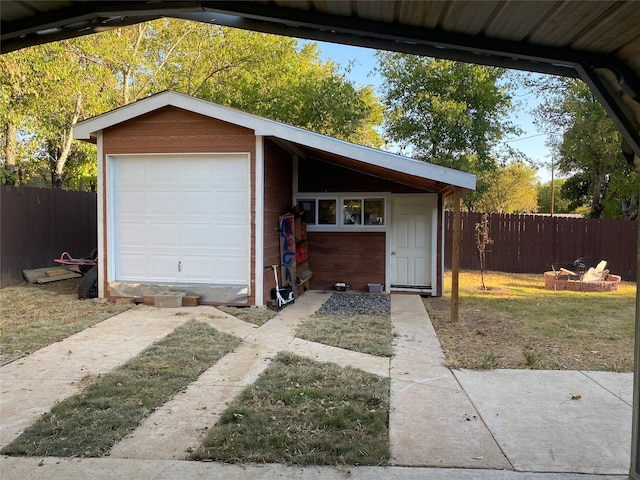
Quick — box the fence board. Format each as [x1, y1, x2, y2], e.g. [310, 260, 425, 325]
[0, 186, 97, 287]
[444, 212, 637, 281]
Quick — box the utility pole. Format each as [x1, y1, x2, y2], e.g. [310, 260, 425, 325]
[550, 156, 555, 217]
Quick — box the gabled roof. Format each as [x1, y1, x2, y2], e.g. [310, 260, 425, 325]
[73, 90, 476, 194]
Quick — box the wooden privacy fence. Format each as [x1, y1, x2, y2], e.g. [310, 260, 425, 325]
[0, 186, 97, 287]
[444, 212, 638, 281]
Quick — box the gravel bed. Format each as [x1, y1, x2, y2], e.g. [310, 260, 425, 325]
[318, 293, 390, 316]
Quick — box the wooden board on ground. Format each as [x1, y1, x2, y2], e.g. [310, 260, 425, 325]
[36, 272, 82, 283]
[23, 267, 81, 283]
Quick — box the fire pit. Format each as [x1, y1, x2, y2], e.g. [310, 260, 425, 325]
[543, 270, 621, 292]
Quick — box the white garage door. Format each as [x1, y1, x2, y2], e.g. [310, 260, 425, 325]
[110, 154, 250, 285]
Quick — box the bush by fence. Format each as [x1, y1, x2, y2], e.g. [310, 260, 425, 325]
[444, 212, 638, 281]
[0, 185, 97, 287]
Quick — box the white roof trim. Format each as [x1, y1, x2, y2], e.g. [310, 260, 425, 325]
[73, 91, 476, 190]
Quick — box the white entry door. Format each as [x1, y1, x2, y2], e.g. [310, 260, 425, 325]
[110, 154, 250, 285]
[390, 195, 436, 288]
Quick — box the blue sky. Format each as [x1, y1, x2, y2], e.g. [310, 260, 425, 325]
[309, 40, 553, 182]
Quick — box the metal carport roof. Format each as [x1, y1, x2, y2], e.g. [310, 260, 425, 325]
[2, 2, 640, 477]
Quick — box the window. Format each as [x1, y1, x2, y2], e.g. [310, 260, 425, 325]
[318, 199, 337, 225]
[364, 198, 384, 225]
[296, 196, 385, 228]
[298, 199, 316, 224]
[343, 199, 362, 225]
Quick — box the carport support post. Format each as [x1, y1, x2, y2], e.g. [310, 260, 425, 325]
[632, 166, 640, 479]
[451, 187, 462, 323]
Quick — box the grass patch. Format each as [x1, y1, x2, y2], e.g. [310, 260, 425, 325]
[296, 314, 392, 357]
[2, 320, 239, 457]
[216, 306, 278, 326]
[426, 270, 636, 371]
[0, 279, 129, 356]
[194, 352, 389, 465]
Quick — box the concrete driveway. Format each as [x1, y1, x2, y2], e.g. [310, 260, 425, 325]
[0, 292, 632, 479]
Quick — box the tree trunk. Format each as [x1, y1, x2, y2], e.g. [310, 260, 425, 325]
[53, 94, 83, 189]
[590, 172, 606, 218]
[3, 121, 17, 173]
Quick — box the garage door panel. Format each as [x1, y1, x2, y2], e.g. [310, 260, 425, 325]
[117, 191, 145, 215]
[149, 160, 179, 184]
[116, 162, 145, 184]
[214, 158, 248, 184]
[212, 224, 248, 248]
[214, 255, 248, 283]
[183, 191, 215, 214]
[149, 223, 180, 247]
[118, 222, 148, 247]
[117, 253, 149, 280]
[112, 154, 250, 285]
[183, 224, 215, 248]
[181, 256, 215, 282]
[149, 255, 182, 280]
[148, 191, 180, 215]
[182, 161, 215, 184]
[217, 191, 248, 216]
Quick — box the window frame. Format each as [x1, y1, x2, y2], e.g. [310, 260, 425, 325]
[294, 193, 388, 231]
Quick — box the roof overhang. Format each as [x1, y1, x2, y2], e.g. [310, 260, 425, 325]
[73, 91, 476, 195]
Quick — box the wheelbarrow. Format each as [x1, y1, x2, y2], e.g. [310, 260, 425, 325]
[54, 250, 98, 299]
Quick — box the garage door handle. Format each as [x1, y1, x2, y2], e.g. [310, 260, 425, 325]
[391, 251, 396, 256]
[178, 261, 182, 272]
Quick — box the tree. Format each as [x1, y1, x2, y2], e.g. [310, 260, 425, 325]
[375, 53, 521, 209]
[536, 179, 572, 214]
[475, 161, 538, 213]
[475, 213, 493, 290]
[0, 20, 384, 189]
[531, 77, 639, 219]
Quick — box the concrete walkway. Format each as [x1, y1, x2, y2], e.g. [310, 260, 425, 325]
[0, 291, 633, 479]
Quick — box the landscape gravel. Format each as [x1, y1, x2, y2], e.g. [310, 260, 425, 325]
[318, 293, 390, 316]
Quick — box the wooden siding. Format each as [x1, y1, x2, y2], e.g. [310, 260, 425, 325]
[298, 157, 427, 193]
[263, 139, 293, 301]
[101, 106, 257, 304]
[307, 232, 385, 291]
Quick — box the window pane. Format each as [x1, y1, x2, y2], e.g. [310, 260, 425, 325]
[364, 198, 384, 225]
[343, 199, 362, 225]
[318, 199, 336, 225]
[298, 199, 316, 224]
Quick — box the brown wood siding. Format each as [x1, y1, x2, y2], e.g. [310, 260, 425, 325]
[101, 106, 257, 305]
[307, 232, 385, 292]
[298, 157, 428, 193]
[262, 139, 293, 301]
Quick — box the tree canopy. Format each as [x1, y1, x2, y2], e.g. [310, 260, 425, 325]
[476, 160, 538, 214]
[0, 19, 383, 189]
[531, 76, 638, 219]
[375, 53, 522, 210]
